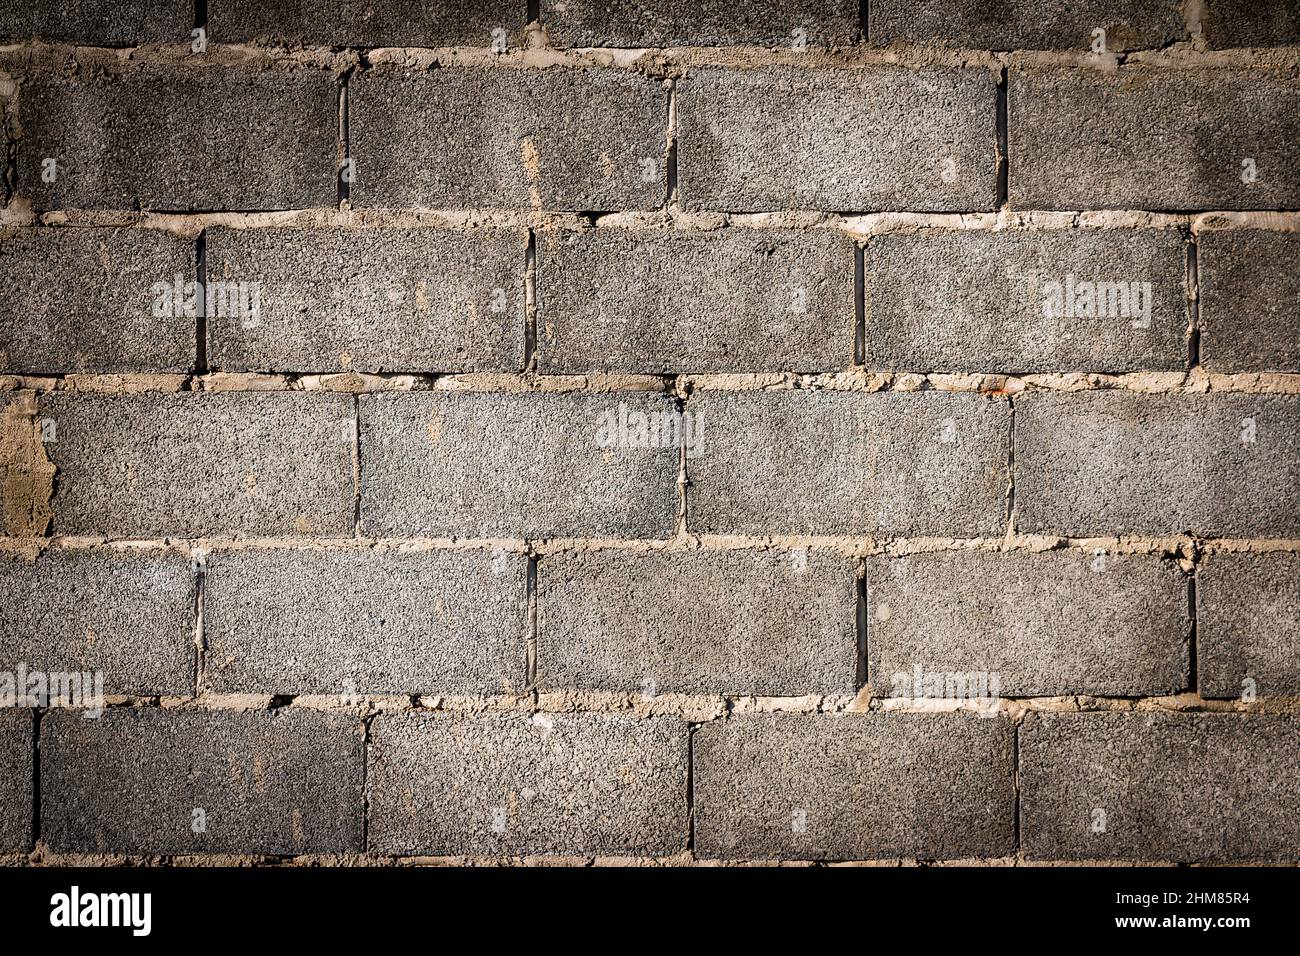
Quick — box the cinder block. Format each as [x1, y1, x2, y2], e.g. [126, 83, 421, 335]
[863, 229, 1188, 373]
[204, 547, 528, 695]
[18, 67, 338, 211]
[0, 1, 190, 44]
[0, 227, 196, 374]
[694, 713, 1015, 860]
[1009, 66, 1300, 210]
[359, 392, 679, 538]
[1197, 552, 1300, 698]
[1020, 712, 1300, 862]
[41, 708, 365, 855]
[543, 0, 859, 47]
[537, 548, 857, 695]
[1198, 230, 1300, 372]
[1203, 0, 1300, 48]
[209, 0, 527, 47]
[686, 391, 1009, 536]
[1015, 392, 1300, 537]
[43, 393, 355, 538]
[867, 550, 1189, 697]
[677, 65, 998, 212]
[0, 549, 195, 697]
[0, 712, 32, 853]
[350, 67, 666, 210]
[870, 0, 1185, 50]
[538, 228, 854, 373]
[204, 227, 526, 374]
[367, 712, 688, 856]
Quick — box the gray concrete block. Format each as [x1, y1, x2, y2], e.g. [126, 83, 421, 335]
[1009, 66, 1300, 211]
[694, 713, 1015, 860]
[1015, 392, 1300, 537]
[871, 0, 1185, 50]
[1198, 230, 1300, 372]
[686, 391, 1009, 536]
[204, 547, 528, 695]
[1197, 552, 1300, 698]
[1203, 0, 1300, 48]
[677, 65, 998, 212]
[0, 712, 32, 853]
[19, 67, 338, 211]
[537, 548, 857, 695]
[0, 227, 196, 374]
[210, 0, 527, 47]
[1020, 712, 1300, 862]
[543, 0, 859, 47]
[359, 392, 679, 538]
[204, 227, 526, 374]
[863, 229, 1188, 373]
[350, 67, 666, 210]
[538, 228, 854, 373]
[41, 708, 365, 855]
[0, 1, 190, 44]
[867, 550, 1189, 698]
[0, 549, 195, 697]
[367, 712, 688, 856]
[43, 393, 355, 538]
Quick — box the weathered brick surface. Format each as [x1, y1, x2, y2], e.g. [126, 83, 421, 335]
[538, 228, 855, 373]
[695, 713, 1015, 860]
[687, 391, 1009, 536]
[210, 0, 527, 47]
[359, 392, 679, 538]
[1203, 0, 1300, 48]
[678, 66, 998, 212]
[350, 67, 666, 210]
[204, 227, 526, 374]
[543, 0, 859, 48]
[867, 550, 1189, 697]
[0, 712, 32, 853]
[864, 229, 1188, 373]
[18, 68, 338, 211]
[41, 708, 365, 855]
[204, 547, 529, 695]
[1009, 67, 1300, 210]
[1197, 552, 1300, 698]
[368, 713, 688, 856]
[0, 1, 189, 44]
[0, 549, 195, 696]
[1016, 392, 1300, 537]
[43, 393, 355, 538]
[1198, 230, 1300, 372]
[0, 227, 196, 374]
[870, 0, 1185, 50]
[537, 549, 857, 695]
[1020, 712, 1300, 862]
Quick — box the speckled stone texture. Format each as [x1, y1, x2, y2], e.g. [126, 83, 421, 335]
[209, 0, 527, 47]
[0, 712, 32, 853]
[543, 0, 859, 47]
[1197, 552, 1300, 698]
[1198, 230, 1300, 372]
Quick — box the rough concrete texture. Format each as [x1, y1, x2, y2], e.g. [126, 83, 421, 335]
[1198, 230, 1300, 373]
[1203, 0, 1300, 48]
[0, 548, 195, 697]
[678, 65, 997, 212]
[0, 227, 196, 375]
[537, 548, 857, 695]
[350, 67, 666, 211]
[43, 393, 355, 538]
[0, 0, 189, 44]
[863, 229, 1188, 373]
[870, 0, 1185, 50]
[18, 68, 338, 211]
[210, 0, 528, 47]
[687, 391, 1009, 536]
[1015, 392, 1300, 537]
[695, 713, 1015, 860]
[1197, 552, 1300, 699]
[359, 392, 679, 538]
[1020, 712, 1300, 862]
[204, 227, 527, 374]
[41, 708, 365, 855]
[368, 712, 688, 856]
[867, 550, 1189, 697]
[543, 0, 859, 48]
[1009, 67, 1300, 211]
[0, 392, 55, 538]
[539, 228, 855, 373]
[0, 712, 32, 853]
[204, 548, 528, 695]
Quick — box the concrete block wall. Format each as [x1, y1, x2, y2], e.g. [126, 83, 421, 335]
[0, 1, 1297, 866]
